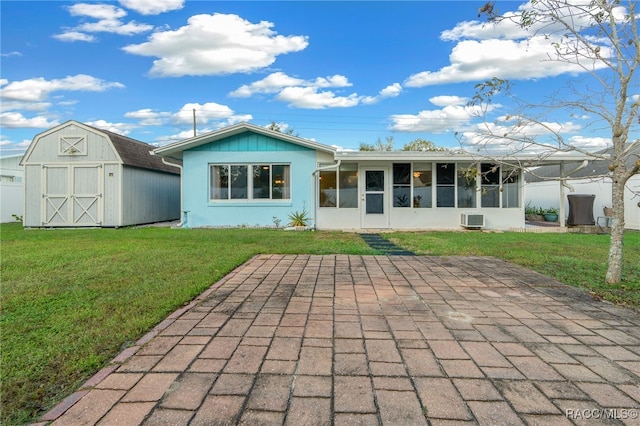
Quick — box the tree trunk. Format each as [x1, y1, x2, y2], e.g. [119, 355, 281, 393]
[605, 170, 626, 284]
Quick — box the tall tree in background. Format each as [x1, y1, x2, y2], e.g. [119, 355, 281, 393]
[471, 0, 638, 284]
[359, 136, 395, 151]
[266, 121, 299, 137]
[402, 138, 447, 152]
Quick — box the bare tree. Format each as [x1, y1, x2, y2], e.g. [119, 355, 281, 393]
[469, 0, 639, 284]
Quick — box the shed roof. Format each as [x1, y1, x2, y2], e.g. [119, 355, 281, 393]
[92, 126, 180, 174]
[22, 121, 179, 174]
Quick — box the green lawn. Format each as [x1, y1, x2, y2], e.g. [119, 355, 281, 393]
[1, 223, 638, 425]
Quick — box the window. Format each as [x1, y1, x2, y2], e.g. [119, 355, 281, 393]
[436, 163, 455, 207]
[481, 163, 500, 207]
[319, 169, 337, 207]
[318, 163, 357, 208]
[338, 164, 358, 208]
[502, 168, 520, 208]
[393, 163, 411, 207]
[412, 163, 432, 208]
[210, 164, 290, 201]
[457, 164, 477, 208]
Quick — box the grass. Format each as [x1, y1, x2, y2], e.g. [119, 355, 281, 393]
[1, 223, 638, 424]
[386, 230, 640, 307]
[0, 223, 375, 425]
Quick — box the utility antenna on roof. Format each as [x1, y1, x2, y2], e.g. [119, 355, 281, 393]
[193, 109, 197, 137]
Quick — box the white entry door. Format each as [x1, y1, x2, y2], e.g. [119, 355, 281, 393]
[42, 165, 102, 226]
[360, 167, 389, 229]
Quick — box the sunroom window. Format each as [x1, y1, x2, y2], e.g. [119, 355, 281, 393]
[318, 164, 357, 208]
[210, 164, 290, 201]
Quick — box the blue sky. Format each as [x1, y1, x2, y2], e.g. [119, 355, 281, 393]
[0, 0, 627, 155]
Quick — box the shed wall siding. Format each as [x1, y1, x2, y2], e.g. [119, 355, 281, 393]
[182, 138, 315, 228]
[102, 164, 122, 227]
[121, 167, 180, 226]
[23, 165, 42, 227]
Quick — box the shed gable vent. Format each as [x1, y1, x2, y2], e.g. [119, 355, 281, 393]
[59, 135, 87, 156]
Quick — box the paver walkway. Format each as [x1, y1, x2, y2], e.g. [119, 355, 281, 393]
[359, 234, 416, 256]
[40, 255, 640, 425]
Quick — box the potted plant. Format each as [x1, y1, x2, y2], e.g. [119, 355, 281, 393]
[525, 203, 545, 222]
[543, 207, 559, 222]
[288, 209, 310, 230]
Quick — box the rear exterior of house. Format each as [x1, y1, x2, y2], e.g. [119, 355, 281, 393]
[21, 121, 180, 227]
[154, 123, 558, 231]
[0, 155, 24, 223]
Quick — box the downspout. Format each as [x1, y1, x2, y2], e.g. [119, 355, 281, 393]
[161, 157, 186, 227]
[311, 160, 341, 230]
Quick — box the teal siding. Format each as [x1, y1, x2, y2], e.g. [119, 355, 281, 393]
[190, 132, 311, 152]
[181, 131, 316, 228]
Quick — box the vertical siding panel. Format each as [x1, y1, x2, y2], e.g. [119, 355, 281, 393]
[23, 165, 41, 227]
[121, 167, 180, 226]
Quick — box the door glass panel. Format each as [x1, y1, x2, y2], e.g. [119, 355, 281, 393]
[366, 171, 384, 191]
[366, 193, 384, 214]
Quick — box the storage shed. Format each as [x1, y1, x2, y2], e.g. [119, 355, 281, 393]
[21, 120, 180, 227]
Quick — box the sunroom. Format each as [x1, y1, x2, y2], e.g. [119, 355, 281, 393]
[314, 152, 528, 231]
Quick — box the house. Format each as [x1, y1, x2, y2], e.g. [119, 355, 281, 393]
[153, 122, 601, 231]
[21, 120, 181, 227]
[0, 154, 24, 223]
[526, 145, 640, 230]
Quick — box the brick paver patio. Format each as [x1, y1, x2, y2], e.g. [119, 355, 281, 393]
[40, 255, 640, 425]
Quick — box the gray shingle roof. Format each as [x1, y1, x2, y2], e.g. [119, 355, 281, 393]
[91, 127, 180, 174]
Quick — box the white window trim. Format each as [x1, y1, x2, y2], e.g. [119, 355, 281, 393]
[209, 163, 291, 202]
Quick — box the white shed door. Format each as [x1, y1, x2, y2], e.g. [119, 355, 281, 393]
[42, 165, 102, 226]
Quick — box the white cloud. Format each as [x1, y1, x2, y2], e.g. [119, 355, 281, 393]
[389, 95, 494, 133]
[0, 51, 23, 58]
[53, 31, 96, 42]
[459, 117, 586, 153]
[390, 104, 489, 133]
[0, 112, 59, 128]
[567, 135, 611, 150]
[405, 37, 596, 87]
[122, 14, 309, 77]
[85, 119, 136, 135]
[173, 102, 252, 126]
[55, 2, 153, 42]
[0, 74, 124, 102]
[1, 101, 52, 113]
[119, 0, 184, 15]
[277, 87, 362, 109]
[429, 95, 470, 107]
[230, 72, 352, 98]
[231, 72, 400, 109]
[378, 83, 403, 98]
[407, 1, 612, 87]
[125, 108, 171, 126]
[68, 3, 127, 20]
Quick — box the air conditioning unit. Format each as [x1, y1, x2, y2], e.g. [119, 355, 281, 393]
[461, 213, 484, 229]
